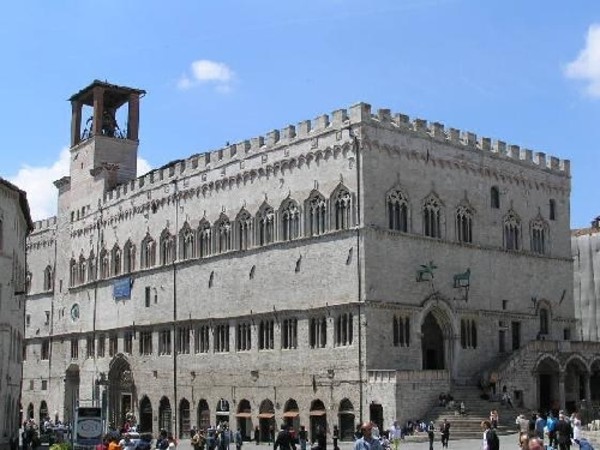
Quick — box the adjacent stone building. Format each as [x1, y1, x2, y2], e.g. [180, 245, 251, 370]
[21, 80, 598, 440]
[0, 179, 32, 450]
[573, 217, 600, 341]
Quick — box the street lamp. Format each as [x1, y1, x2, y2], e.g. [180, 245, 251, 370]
[95, 372, 109, 432]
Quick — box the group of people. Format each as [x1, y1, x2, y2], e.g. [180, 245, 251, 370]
[514, 411, 586, 450]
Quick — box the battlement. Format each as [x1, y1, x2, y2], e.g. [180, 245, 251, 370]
[32, 216, 57, 232]
[99, 102, 569, 207]
[362, 104, 570, 176]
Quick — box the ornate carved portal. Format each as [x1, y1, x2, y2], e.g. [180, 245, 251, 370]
[108, 355, 136, 428]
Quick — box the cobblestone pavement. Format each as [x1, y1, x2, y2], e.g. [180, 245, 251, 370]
[176, 434, 520, 450]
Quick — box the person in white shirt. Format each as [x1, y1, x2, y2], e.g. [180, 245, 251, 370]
[388, 421, 401, 450]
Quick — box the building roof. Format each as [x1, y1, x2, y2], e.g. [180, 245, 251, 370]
[572, 226, 600, 237]
[68, 79, 146, 108]
[0, 178, 33, 232]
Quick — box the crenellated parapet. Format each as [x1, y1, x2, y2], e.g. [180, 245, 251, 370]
[32, 216, 57, 232]
[363, 104, 570, 177]
[81, 102, 569, 222]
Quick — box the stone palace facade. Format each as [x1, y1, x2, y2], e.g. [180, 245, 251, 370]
[0, 179, 32, 450]
[21, 80, 600, 440]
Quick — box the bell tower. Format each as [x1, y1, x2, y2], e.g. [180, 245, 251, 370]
[68, 80, 146, 190]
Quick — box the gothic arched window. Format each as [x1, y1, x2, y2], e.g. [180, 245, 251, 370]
[539, 308, 549, 336]
[530, 217, 548, 255]
[256, 203, 275, 246]
[236, 209, 253, 251]
[99, 248, 109, 279]
[43, 265, 53, 291]
[197, 219, 212, 258]
[456, 205, 473, 243]
[88, 250, 97, 282]
[69, 258, 77, 287]
[111, 244, 122, 276]
[491, 186, 500, 209]
[179, 222, 195, 260]
[423, 194, 442, 238]
[332, 185, 352, 231]
[387, 189, 409, 232]
[123, 239, 135, 273]
[503, 210, 521, 251]
[140, 234, 156, 269]
[280, 199, 300, 241]
[78, 255, 86, 284]
[306, 190, 327, 236]
[160, 229, 175, 265]
[215, 214, 232, 254]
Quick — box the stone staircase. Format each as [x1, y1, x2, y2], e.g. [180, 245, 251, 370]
[422, 385, 523, 440]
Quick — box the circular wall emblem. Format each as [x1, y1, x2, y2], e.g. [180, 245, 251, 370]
[70, 304, 80, 321]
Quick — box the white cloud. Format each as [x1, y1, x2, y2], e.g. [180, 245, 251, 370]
[8, 148, 152, 221]
[178, 59, 235, 92]
[565, 24, 600, 98]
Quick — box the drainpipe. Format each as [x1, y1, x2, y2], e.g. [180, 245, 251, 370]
[172, 180, 179, 437]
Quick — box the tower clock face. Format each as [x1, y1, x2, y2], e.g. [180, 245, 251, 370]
[70, 303, 80, 321]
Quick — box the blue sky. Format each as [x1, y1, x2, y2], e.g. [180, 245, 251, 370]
[1, 1, 598, 227]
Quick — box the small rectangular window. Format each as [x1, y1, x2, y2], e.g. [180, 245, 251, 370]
[70, 338, 79, 359]
[29, 380, 34, 390]
[97, 335, 105, 358]
[26, 315, 31, 327]
[145, 287, 151, 307]
[41, 380, 48, 390]
[124, 331, 133, 354]
[564, 328, 571, 341]
[549, 199, 556, 221]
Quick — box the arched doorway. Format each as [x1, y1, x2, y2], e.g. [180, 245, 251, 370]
[179, 399, 191, 439]
[236, 399, 252, 440]
[159, 397, 172, 433]
[421, 312, 445, 370]
[591, 360, 600, 402]
[64, 364, 80, 424]
[535, 356, 560, 412]
[108, 355, 136, 428]
[369, 403, 383, 432]
[338, 399, 355, 441]
[309, 399, 326, 443]
[564, 357, 588, 414]
[283, 399, 300, 433]
[215, 399, 230, 427]
[197, 400, 210, 431]
[39, 401, 48, 424]
[26, 403, 34, 420]
[258, 399, 275, 443]
[139, 397, 153, 433]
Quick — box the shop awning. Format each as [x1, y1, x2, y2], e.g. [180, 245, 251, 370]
[235, 412, 252, 418]
[338, 410, 355, 415]
[216, 411, 230, 416]
[282, 411, 299, 418]
[257, 413, 274, 419]
[309, 410, 326, 416]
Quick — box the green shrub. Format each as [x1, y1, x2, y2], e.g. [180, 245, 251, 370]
[50, 442, 72, 450]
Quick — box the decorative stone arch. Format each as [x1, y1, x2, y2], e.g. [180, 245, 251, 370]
[421, 191, 445, 239]
[39, 400, 48, 424]
[216, 398, 230, 425]
[309, 399, 327, 443]
[305, 189, 328, 237]
[159, 397, 172, 434]
[138, 396, 153, 433]
[235, 399, 252, 440]
[108, 354, 136, 429]
[563, 354, 590, 413]
[385, 184, 410, 232]
[282, 398, 300, 432]
[418, 295, 457, 373]
[258, 399, 275, 442]
[535, 299, 552, 338]
[330, 183, 354, 231]
[64, 363, 80, 425]
[533, 354, 560, 412]
[338, 398, 355, 441]
[178, 398, 191, 439]
[197, 399, 210, 431]
[235, 208, 253, 250]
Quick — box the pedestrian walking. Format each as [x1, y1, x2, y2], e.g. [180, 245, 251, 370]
[440, 419, 451, 448]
